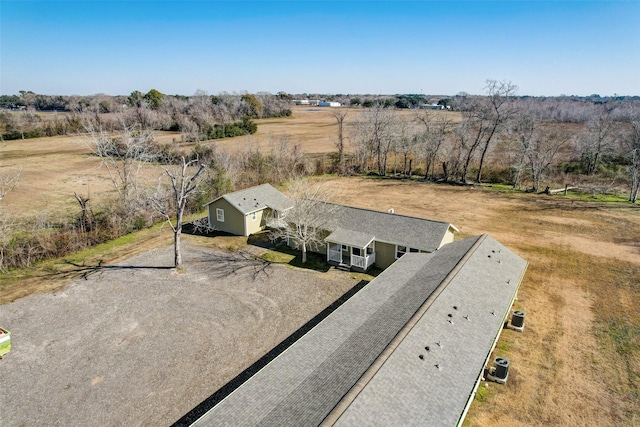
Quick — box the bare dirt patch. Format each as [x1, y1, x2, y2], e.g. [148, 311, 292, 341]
[0, 243, 360, 426]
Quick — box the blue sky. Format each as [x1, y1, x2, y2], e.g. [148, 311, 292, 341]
[1, 1, 639, 96]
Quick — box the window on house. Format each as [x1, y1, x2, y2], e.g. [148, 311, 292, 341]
[409, 247, 419, 253]
[352, 247, 362, 256]
[216, 208, 224, 222]
[366, 242, 375, 255]
[396, 245, 406, 258]
[251, 212, 256, 221]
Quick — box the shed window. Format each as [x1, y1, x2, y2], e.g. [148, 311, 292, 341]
[216, 208, 224, 222]
[251, 212, 257, 221]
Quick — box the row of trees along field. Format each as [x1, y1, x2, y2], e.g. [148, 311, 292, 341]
[340, 81, 640, 203]
[1, 82, 639, 273]
[0, 89, 292, 141]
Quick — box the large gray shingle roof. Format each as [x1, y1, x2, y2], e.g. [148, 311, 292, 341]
[333, 235, 528, 426]
[191, 235, 527, 427]
[205, 184, 294, 215]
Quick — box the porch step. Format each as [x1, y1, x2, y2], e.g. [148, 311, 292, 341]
[335, 264, 351, 272]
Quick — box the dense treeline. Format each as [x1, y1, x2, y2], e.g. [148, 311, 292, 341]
[0, 89, 293, 141]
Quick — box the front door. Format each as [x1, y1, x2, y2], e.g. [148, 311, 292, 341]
[341, 245, 350, 265]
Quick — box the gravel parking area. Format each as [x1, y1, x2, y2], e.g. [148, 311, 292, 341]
[0, 244, 358, 426]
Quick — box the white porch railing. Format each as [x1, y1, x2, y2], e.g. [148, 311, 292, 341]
[351, 253, 375, 270]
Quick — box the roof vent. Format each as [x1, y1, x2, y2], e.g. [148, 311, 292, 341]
[487, 357, 510, 384]
[507, 310, 525, 332]
[388, 208, 394, 214]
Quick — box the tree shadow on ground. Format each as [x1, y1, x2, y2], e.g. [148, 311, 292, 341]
[43, 261, 175, 281]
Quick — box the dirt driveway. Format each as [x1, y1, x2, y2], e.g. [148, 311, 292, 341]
[0, 244, 358, 426]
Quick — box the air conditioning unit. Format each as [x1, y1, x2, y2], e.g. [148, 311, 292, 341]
[508, 310, 525, 332]
[486, 357, 509, 384]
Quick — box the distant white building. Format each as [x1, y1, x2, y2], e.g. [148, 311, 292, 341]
[318, 101, 341, 107]
[294, 99, 321, 106]
[419, 103, 445, 110]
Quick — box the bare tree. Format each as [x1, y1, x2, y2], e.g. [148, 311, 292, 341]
[148, 157, 206, 268]
[0, 142, 22, 203]
[459, 80, 518, 184]
[353, 106, 397, 176]
[626, 113, 640, 203]
[526, 127, 572, 193]
[505, 103, 538, 189]
[0, 141, 21, 271]
[84, 119, 156, 216]
[333, 108, 349, 173]
[416, 111, 451, 180]
[268, 180, 337, 263]
[268, 136, 308, 183]
[579, 110, 616, 175]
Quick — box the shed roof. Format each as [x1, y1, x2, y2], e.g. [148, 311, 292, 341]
[325, 228, 375, 249]
[204, 184, 294, 215]
[189, 234, 527, 427]
[321, 203, 456, 252]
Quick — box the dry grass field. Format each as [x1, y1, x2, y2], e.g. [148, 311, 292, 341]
[319, 176, 640, 427]
[0, 106, 455, 218]
[1, 107, 638, 425]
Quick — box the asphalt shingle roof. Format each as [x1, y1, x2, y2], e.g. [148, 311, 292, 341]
[325, 228, 375, 249]
[333, 235, 528, 426]
[191, 234, 527, 427]
[205, 184, 294, 215]
[321, 203, 455, 252]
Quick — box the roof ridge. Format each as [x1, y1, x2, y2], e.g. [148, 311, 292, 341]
[322, 201, 453, 226]
[321, 234, 487, 426]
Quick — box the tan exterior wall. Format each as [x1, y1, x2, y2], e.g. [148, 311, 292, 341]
[375, 241, 398, 270]
[244, 209, 265, 236]
[440, 228, 456, 246]
[208, 198, 246, 236]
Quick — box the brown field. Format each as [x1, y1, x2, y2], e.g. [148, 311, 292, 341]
[0, 106, 457, 218]
[319, 177, 640, 427]
[1, 107, 639, 425]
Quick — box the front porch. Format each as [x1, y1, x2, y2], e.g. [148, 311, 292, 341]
[325, 228, 376, 272]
